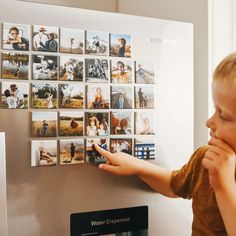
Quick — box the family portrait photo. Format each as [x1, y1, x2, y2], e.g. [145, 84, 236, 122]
[59, 56, 83, 81]
[33, 55, 58, 80]
[110, 138, 132, 155]
[1, 82, 29, 109]
[135, 86, 155, 109]
[59, 111, 84, 136]
[135, 111, 155, 135]
[2, 23, 30, 51]
[110, 34, 132, 57]
[135, 138, 156, 159]
[31, 111, 57, 138]
[33, 25, 59, 52]
[111, 59, 133, 83]
[32, 82, 57, 109]
[85, 58, 109, 82]
[87, 85, 109, 109]
[1, 53, 29, 80]
[60, 28, 84, 54]
[111, 86, 133, 109]
[135, 61, 155, 84]
[86, 30, 109, 56]
[86, 138, 108, 164]
[86, 112, 109, 137]
[31, 140, 57, 167]
[59, 83, 84, 109]
[110, 111, 133, 135]
[60, 139, 85, 165]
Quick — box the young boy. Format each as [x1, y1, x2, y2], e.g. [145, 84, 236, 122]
[94, 52, 236, 236]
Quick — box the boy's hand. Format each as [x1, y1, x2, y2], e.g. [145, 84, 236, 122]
[94, 144, 143, 176]
[202, 137, 236, 192]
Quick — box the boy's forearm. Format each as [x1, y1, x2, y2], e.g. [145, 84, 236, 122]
[215, 183, 236, 236]
[136, 160, 178, 198]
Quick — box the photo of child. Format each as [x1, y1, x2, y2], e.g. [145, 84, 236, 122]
[86, 112, 109, 137]
[60, 139, 85, 165]
[32, 82, 57, 109]
[31, 140, 57, 167]
[59, 56, 83, 81]
[32, 111, 57, 138]
[1, 82, 29, 109]
[87, 85, 109, 109]
[60, 28, 84, 54]
[86, 138, 108, 164]
[59, 111, 84, 136]
[135, 112, 155, 135]
[59, 84, 84, 109]
[86, 31, 109, 56]
[135, 86, 155, 109]
[110, 34, 132, 58]
[1, 53, 29, 80]
[111, 86, 133, 109]
[33, 55, 58, 80]
[135, 61, 155, 84]
[135, 138, 156, 159]
[111, 59, 133, 83]
[110, 111, 133, 135]
[2, 23, 30, 51]
[85, 58, 109, 82]
[110, 138, 132, 155]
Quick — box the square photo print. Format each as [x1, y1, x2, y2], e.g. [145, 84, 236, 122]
[59, 84, 84, 109]
[85, 58, 109, 82]
[87, 85, 109, 109]
[60, 139, 85, 165]
[86, 30, 109, 56]
[135, 112, 155, 135]
[86, 138, 108, 164]
[135, 61, 155, 84]
[33, 25, 59, 52]
[110, 111, 133, 135]
[2, 23, 30, 51]
[31, 140, 57, 167]
[135, 86, 155, 109]
[110, 138, 132, 155]
[32, 82, 57, 109]
[1, 53, 29, 80]
[135, 138, 156, 160]
[59, 56, 83, 81]
[86, 112, 109, 137]
[59, 111, 84, 137]
[1, 82, 29, 109]
[60, 28, 84, 54]
[31, 111, 57, 138]
[110, 34, 132, 57]
[111, 59, 133, 83]
[33, 55, 58, 80]
[111, 86, 133, 109]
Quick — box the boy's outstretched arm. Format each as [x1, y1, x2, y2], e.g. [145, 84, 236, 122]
[202, 138, 236, 236]
[94, 144, 178, 198]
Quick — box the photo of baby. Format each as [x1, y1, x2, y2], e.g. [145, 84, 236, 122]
[60, 139, 85, 165]
[135, 112, 155, 135]
[111, 59, 133, 83]
[60, 28, 84, 54]
[110, 138, 132, 155]
[1, 53, 29, 80]
[87, 85, 109, 109]
[110, 34, 132, 57]
[2, 23, 30, 51]
[33, 55, 58, 80]
[86, 112, 109, 137]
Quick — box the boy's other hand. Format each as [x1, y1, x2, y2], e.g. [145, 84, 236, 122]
[202, 137, 236, 192]
[94, 144, 143, 176]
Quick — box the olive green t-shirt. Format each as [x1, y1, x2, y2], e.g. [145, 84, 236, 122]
[170, 146, 226, 236]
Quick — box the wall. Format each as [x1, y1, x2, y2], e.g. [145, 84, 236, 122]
[0, 1, 193, 235]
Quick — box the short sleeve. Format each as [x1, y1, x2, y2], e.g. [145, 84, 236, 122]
[170, 146, 208, 199]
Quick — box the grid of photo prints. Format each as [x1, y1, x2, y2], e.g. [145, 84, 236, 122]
[0, 22, 157, 167]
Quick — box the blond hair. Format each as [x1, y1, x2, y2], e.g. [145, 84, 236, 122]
[214, 52, 236, 86]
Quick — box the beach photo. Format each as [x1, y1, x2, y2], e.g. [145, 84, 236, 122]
[135, 86, 155, 109]
[135, 61, 155, 84]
